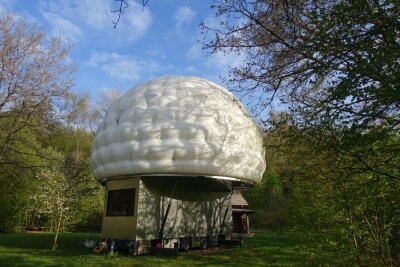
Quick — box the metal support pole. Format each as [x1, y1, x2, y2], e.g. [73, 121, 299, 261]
[158, 180, 178, 241]
[219, 190, 233, 236]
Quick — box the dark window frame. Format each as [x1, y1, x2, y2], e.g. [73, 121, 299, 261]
[106, 188, 136, 217]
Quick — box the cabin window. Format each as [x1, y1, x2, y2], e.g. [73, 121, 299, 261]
[106, 188, 136, 216]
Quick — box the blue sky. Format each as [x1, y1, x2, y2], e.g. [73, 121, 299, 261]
[2, 0, 245, 101]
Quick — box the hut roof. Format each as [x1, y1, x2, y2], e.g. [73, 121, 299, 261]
[231, 191, 248, 207]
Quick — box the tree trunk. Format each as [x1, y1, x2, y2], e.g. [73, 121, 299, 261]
[340, 179, 361, 264]
[52, 208, 63, 251]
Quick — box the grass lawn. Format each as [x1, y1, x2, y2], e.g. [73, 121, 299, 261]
[0, 230, 308, 267]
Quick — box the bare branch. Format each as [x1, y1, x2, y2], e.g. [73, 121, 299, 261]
[112, 0, 150, 28]
[111, 0, 129, 29]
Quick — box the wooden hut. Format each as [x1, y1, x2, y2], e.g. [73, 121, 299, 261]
[231, 191, 254, 236]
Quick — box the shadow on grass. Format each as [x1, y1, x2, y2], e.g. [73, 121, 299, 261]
[0, 232, 100, 250]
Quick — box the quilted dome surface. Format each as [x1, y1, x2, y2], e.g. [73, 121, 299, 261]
[90, 76, 265, 184]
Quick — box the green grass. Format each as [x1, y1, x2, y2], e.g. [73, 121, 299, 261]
[0, 230, 308, 267]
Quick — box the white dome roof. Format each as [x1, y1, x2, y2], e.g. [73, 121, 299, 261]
[90, 76, 265, 184]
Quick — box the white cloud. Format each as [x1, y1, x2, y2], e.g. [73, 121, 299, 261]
[207, 51, 246, 70]
[122, 2, 153, 39]
[187, 43, 203, 60]
[87, 52, 167, 81]
[186, 40, 245, 82]
[174, 6, 195, 28]
[202, 14, 221, 31]
[186, 14, 246, 76]
[39, 0, 153, 43]
[187, 40, 244, 72]
[41, 11, 82, 43]
[83, 2, 110, 29]
[146, 47, 165, 59]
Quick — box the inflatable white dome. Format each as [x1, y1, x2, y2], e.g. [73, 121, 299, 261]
[90, 76, 265, 185]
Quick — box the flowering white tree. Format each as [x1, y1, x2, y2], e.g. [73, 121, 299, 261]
[34, 168, 75, 250]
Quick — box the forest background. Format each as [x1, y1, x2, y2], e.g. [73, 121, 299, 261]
[0, 1, 399, 266]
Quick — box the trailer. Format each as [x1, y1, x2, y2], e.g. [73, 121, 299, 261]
[100, 175, 237, 254]
[90, 77, 266, 255]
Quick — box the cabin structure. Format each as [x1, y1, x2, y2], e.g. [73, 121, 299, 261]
[90, 76, 266, 254]
[231, 191, 254, 236]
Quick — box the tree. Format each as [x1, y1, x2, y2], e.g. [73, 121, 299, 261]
[266, 115, 400, 265]
[41, 95, 105, 232]
[202, 2, 400, 264]
[97, 88, 121, 120]
[0, 13, 74, 170]
[243, 132, 292, 230]
[34, 167, 74, 250]
[0, 14, 105, 236]
[202, 0, 400, 130]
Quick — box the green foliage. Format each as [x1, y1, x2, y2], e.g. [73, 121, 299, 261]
[244, 169, 289, 230]
[271, 120, 400, 265]
[243, 121, 400, 265]
[206, 0, 400, 265]
[0, 169, 32, 232]
[0, 14, 103, 233]
[0, 123, 103, 233]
